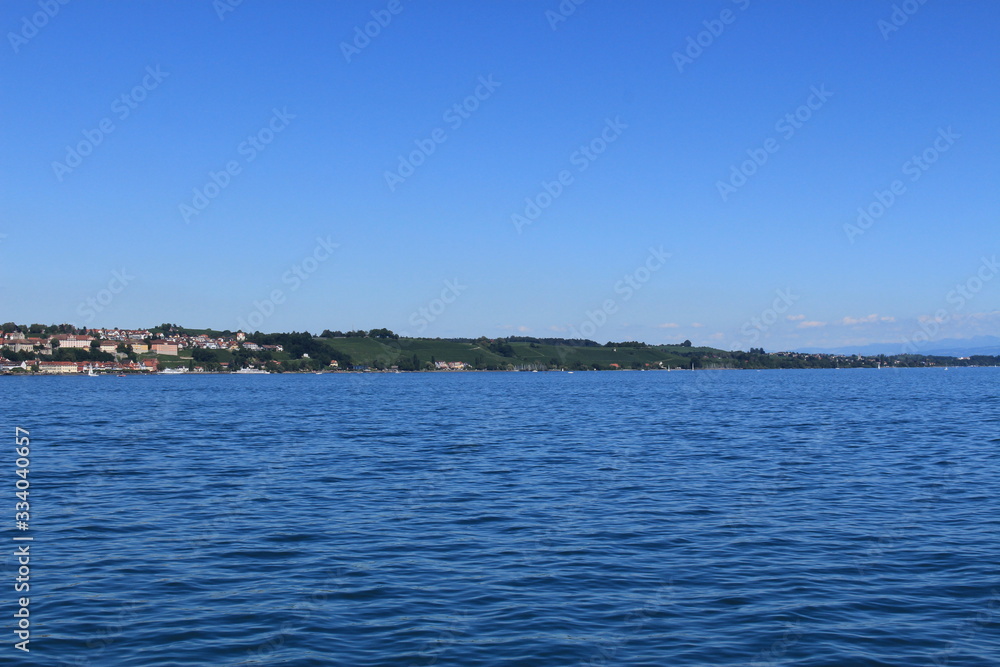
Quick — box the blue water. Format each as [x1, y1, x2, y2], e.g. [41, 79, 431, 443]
[3, 369, 999, 666]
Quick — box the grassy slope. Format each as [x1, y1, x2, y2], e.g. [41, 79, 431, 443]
[319, 338, 508, 366]
[318, 338, 720, 368]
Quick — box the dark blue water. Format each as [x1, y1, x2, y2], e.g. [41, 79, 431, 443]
[3, 369, 999, 666]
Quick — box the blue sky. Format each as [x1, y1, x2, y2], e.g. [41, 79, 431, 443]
[2, 0, 998, 351]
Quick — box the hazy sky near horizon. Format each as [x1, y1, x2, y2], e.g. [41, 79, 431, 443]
[2, 0, 998, 351]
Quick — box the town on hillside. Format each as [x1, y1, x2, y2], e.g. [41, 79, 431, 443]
[2, 323, 998, 375]
[0, 327, 287, 374]
[0, 325, 476, 374]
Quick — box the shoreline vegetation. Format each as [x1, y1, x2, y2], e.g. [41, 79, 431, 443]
[2, 323, 998, 375]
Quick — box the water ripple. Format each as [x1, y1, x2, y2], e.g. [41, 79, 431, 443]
[3, 369, 999, 665]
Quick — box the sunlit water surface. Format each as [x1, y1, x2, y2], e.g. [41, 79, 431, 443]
[4, 368, 999, 666]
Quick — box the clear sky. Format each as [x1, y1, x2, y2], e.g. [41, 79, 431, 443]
[2, 0, 998, 351]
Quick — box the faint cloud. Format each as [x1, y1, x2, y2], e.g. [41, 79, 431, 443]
[842, 313, 879, 325]
[657, 322, 679, 329]
[798, 321, 827, 328]
[517, 325, 530, 333]
[690, 322, 704, 328]
[786, 314, 805, 321]
[709, 332, 725, 340]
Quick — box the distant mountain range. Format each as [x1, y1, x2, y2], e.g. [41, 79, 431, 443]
[797, 336, 1000, 357]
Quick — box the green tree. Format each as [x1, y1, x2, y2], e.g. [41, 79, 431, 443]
[192, 349, 219, 363]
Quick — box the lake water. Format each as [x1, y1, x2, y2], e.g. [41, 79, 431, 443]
[4, 369, 999, 666]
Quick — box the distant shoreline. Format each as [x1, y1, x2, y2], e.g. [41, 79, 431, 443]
[4, 365, 996, 378]
[4, 325, 998, 375]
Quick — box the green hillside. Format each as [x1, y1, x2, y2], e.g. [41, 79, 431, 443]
[317, 337, 719, 370]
